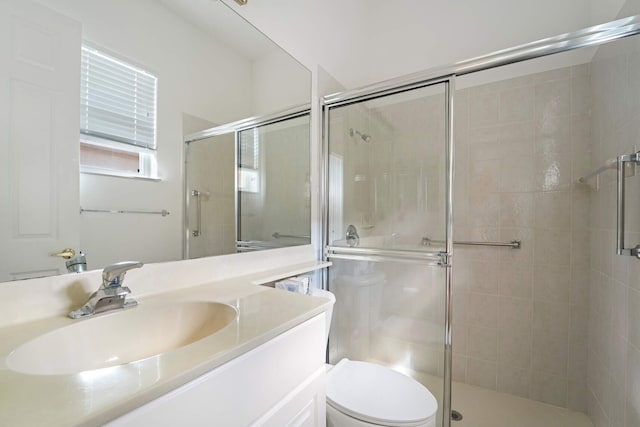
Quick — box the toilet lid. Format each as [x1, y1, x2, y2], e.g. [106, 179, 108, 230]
[326, 359, 438, 426]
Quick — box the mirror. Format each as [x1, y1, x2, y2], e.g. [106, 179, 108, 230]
[0, 0, 311, 282]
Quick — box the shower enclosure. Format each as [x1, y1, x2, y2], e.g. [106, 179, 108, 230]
[184, 107, 310, 259]
[323, 14, 640, 427]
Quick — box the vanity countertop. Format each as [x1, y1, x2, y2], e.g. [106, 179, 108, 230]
[0, 272, 330, 426]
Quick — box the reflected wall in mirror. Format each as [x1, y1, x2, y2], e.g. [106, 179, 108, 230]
[0, 0, 311, 282]
[185, 109, 311, 259]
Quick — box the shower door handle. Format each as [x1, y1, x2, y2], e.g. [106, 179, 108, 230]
[616, 152, 640, 258]
[191, 190, 208, 238]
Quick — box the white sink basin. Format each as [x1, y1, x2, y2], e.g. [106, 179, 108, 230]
[6, 301, 237, 375]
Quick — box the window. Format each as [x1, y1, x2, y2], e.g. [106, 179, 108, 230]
[238, 128, 260, 193]
[79, 44, 158, 178]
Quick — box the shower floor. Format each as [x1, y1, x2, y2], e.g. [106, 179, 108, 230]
[450, 381, 593, 427]
[395, 366, 594, 427]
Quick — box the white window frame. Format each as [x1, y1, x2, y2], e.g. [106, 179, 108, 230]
[79, 43, 158, 179]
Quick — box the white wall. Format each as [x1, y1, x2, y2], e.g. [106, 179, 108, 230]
[224, 0, 630, 90]
[221, 0, 368, 89]
[357, 0, 590, 86]
[252, 49, 311, 115]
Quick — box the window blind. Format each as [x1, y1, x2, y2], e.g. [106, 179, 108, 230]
[80, 45, 157, 150]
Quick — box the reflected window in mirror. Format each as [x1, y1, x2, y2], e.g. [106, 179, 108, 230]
[236, 112, 311, 251]
[79, 44, 158, 179]
[238, 129, 260, 193]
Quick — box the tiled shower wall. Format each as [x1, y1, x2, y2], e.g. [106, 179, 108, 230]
[326, 89, 446, 246]
[586, 3, 640, 425]
[452, 64, 591, 410]
[186, 134, 236, 258]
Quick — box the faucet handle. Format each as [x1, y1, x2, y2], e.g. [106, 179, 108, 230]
[102, 261, 143, 288]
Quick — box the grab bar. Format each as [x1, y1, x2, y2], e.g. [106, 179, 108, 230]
[237, 240, 289, 251]
[421, 237, 521, 249]
[578, 158, 617, 185]
[325, 245, 446, 266]
[191, 190, 209, 237]
[616, 152, 640, 258]
[80, 207, 170, 216]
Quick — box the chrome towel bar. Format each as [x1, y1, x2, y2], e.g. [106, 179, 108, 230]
[325, 245, 447, 266]
[272, 232, 311, 240]
[578, 158, 617, 185]
[80, 207, 170, 216]
[421, 237, 521, 249]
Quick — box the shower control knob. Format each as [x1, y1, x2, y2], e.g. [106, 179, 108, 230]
[346, 224, 359, 247]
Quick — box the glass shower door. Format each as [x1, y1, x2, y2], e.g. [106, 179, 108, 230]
[324, 80, 452, 426]
[236, 114, 311, 251]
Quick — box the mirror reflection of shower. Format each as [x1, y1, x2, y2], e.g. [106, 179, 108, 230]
[349, 128, 371, 142]
[184, 108, 311, 259]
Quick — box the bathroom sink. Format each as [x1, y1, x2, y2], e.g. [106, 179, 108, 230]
[6, 301, 237, 375]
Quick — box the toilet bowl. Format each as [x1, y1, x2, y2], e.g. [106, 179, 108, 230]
[310, 288, 438, 427]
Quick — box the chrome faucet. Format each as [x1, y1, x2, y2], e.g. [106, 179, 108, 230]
[68, 261, 143, 319]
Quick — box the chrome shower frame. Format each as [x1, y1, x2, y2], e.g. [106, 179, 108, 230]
[321, 14, 640, 427]
[323, 74, 454, 427]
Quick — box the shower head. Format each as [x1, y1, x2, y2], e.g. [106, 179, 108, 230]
[349, 128, 371, 143]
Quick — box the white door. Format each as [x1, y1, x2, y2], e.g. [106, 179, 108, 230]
[0, 0, 81, 281]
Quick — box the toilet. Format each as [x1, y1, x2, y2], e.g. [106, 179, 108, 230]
[310, 288, 438, 427]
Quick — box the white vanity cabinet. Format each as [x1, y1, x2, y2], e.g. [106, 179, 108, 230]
[108, 314, 326, 427]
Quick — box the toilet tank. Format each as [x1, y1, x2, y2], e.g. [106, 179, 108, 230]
[309, 288, 335, 344]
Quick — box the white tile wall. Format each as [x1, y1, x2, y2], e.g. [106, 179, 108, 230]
[453, 63, 591, 411]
